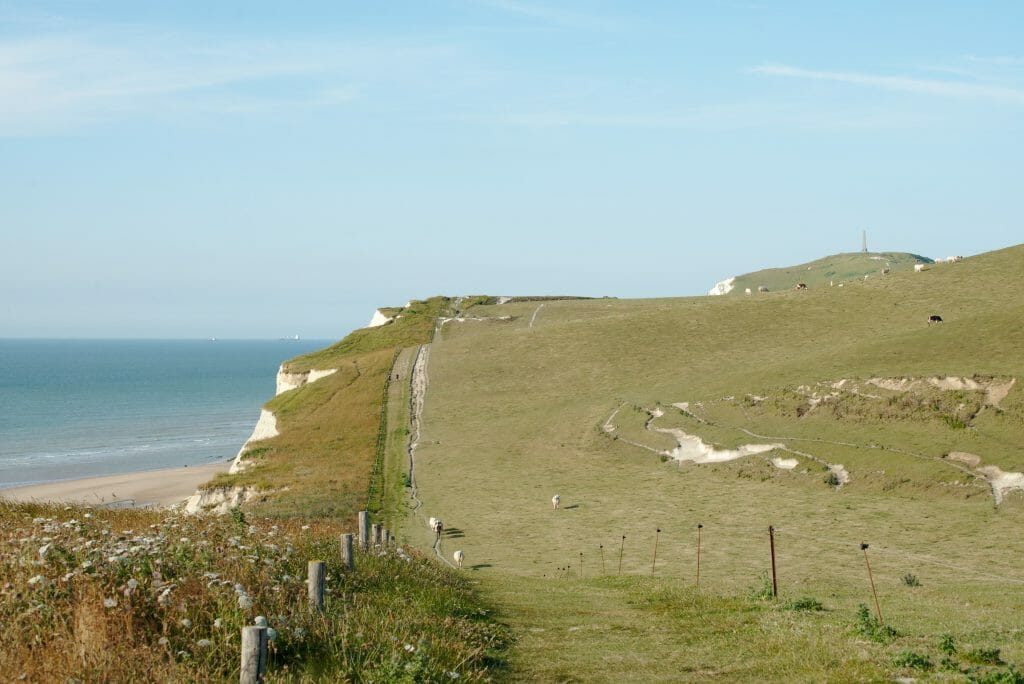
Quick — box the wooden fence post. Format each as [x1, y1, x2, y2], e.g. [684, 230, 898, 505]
[371, 523, 382, 547]
[341, 534, 354, 571]
[383, 528, 391, 546]
[861, 543, 884, 624]
[358, 511, 369, 551]
[651, 528, 661, 575]
[308, 560, 325, 611]
[240, 625, 268, 684]
[696, 523, 703, 589]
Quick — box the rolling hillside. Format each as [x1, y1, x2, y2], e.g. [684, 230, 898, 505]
[708, 250, 933, 295]
[195, 243, 1023, 681]
[404, 244, 1023, 681]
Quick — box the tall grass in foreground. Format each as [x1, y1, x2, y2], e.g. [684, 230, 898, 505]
[0, 501, 509, 682]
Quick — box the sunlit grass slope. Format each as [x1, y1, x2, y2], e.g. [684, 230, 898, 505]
[720, 250, 932, 294]
[207, 297, 452, 520]
[412, 244, 1024, 681]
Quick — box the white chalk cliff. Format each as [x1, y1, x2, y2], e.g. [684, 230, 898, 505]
[228, 409, 278, 475]
[708, 277, 736, 296]
[275, 365, 338, 395]
[367, 309, 393, 328]
[186, 359, 345, 513]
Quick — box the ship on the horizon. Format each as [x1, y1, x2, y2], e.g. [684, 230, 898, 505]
[279, 334, 301, 341]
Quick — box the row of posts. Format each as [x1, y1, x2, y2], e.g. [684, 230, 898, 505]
[240, 510, 391, 684]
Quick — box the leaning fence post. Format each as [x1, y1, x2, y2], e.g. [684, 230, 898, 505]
[861, 543, 884, 624]
[651, 528, 661, 575]
[358, 511, 369, 551]
[240, 625, 268, 684]
[308, 560, 326, 611]
[341, 534, 354, 571]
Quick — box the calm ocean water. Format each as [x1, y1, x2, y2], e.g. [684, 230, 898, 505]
[0, 339, 330, 488]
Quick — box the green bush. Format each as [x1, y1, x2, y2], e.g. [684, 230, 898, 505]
[902, 573, 921, 587]
[855, 604, 899, 643]
[893, 651, 933, 670]
[965, 647, 1004, 666]
[784, 597, 824, 612]
[969, 665, 1024, 684]
[748, 572, 775, 601]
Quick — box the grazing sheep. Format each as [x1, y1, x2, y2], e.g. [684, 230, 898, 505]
[928, 315, 943, 325]
[758, 285, 769, 293]
[551, 494, 561, 510]
[431, 519, 444, 540]
[795, 283, 807, 290]
[428, 517, 438, 530]
[745, 288, 752, 295]
[453, 550, 464, 568]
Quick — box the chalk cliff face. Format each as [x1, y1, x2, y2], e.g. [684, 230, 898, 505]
[186, 361, 343, 513]
[275, 365, 338, 395]
[367, 309, 393, 328]
[183, 485, 260, 514]
[228, 408, 278, 475]
[708, 276, 736, 296]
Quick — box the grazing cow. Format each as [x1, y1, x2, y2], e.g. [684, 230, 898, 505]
[453, 550, 465, 568]
[795, 283, 807, 290]
[551, 494, 561, 510]
[928, 315, 943, 325]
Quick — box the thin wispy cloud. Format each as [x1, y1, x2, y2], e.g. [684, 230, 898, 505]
[752, 63, 1024, 104]
[473, 0, 615, 30]
[0, 24, 455, 134]
[964, 54, 1024, 66]
[471, 102, 918, 131]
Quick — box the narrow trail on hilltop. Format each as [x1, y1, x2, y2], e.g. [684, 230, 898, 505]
[405, 343, 455, 568]
[529, 303, 544, 328]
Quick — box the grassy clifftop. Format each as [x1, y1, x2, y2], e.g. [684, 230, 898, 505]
[716, 250, 932, 294]
[410, 243, 1024, 680]
[206, 296, 454, 519]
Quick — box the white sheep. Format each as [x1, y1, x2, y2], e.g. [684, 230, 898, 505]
[453, 550, 464, 568]
[551, 494, 561, 510]
[429, 517, 443, 539]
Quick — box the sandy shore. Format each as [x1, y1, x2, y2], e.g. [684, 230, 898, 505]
[0, 461, 231, 509]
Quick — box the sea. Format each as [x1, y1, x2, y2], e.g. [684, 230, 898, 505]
[0, 339, 330, 488]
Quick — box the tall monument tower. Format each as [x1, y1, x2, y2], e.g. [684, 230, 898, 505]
[862, 230, 868, 253]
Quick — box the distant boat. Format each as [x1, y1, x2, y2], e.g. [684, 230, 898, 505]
[279, 334, 301, 341]
[209, 337, 217, 342]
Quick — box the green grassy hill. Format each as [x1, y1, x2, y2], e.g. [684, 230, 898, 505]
[83, 244, 1018, 681]
[403, 244, 1023, 681]
[711, 250, 933, 294]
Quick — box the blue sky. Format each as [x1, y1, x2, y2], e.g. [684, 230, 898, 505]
[2, 1, 1022, 338]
